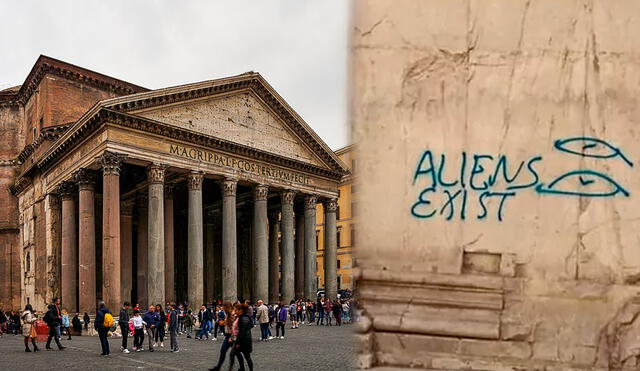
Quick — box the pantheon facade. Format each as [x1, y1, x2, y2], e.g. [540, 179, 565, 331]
[0, 55, 348, 313]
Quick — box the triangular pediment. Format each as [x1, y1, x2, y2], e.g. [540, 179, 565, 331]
[132, 91, 327, 168]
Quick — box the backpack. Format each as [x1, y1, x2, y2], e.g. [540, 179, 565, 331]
[103, 313, 114, 328]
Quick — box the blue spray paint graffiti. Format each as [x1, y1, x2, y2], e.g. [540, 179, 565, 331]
[411, 137, 633, 221]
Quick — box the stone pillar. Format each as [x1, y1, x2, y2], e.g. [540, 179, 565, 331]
[99, 151, 124, 311]
[136, 194, 148, 308]
[304, 195, 318, 301]
[221, 178, 237, 302]
[164, 185, 175, 303]
[147, 163, 166, 307]
[187, 171, 204, 307]
[205, 214, 215, 304]
[323, 199, 338, 300]
[59, 181, 78, 312]
[75, 169, 96, 314]
[280, 190, 295, 304]
[295, 205, 305, 299]
[120, 199, 135, 304]
[252, 185, 269, 303]
[268, 213, 280, 304]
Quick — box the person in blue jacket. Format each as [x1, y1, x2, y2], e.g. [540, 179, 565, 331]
[94, 301, 112, 356]
[142, 305, 160, 352]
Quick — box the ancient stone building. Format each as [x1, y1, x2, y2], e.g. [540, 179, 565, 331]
[0, 55, 348, 313]
[353, 1, 640, 370]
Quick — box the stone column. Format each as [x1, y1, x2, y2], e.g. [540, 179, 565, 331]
[205, 214, 215, 304]
[221, 178, 237, 302]
[304, 195, 318, 301]
[136, 194, 148, 307]
[323, 199, 338, 300]
[280, 190, 295, 304]
[59, 181, 78, 312]
[99, 151, 124, 311]
[164, 185, 175, 303]
[75, 169, 96, 314]
[147, 163, 166, 307]
[295, 206, 305, 299]
[252, 184, 269, 303]
[268, 213, 280, 304]
[120, 199, 135, 304]
[187, 171, 204, 307]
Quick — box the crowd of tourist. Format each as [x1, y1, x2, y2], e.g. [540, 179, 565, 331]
[0, 294, 356, 371]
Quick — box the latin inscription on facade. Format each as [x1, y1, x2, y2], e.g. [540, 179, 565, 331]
[169, 144, 311, 185]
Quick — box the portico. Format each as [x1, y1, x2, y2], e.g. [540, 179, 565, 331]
[16, 73, 347, 312]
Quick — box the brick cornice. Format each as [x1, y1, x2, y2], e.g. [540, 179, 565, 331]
[14, 55, 148, 106]
[15, 123, 71, 165]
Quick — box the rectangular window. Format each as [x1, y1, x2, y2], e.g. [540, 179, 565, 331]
[337, 228, 341, 248]
[39, 117, 43, 131]
[337, 275, 342, 290]
[316, 230, 320, 250]
[337, 259, 341, 269]
[336, 206, 340, 220]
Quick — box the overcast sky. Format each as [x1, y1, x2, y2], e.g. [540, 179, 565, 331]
[0, 1, 350, 150]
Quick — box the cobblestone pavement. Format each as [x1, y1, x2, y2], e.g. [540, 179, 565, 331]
[0, 321, 355, 370]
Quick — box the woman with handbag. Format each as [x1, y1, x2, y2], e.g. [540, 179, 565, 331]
[21, 304, 38, 352]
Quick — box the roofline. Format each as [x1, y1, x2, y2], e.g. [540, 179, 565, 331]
[99, 72, 350, 174]
[334, 144, 354, 156]
[13, 55, 149, 105]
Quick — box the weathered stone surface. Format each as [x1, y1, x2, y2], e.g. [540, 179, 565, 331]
[187, 171, 204, 307]
[280, 190, 295, 304]
[147, 165, 165, 307]
[77, 174, 96, 314]
[252, 185, 269, 302]
[137, 92, 325, 168]
[353, 0, 640, 369]
[221, 178, 238, 302]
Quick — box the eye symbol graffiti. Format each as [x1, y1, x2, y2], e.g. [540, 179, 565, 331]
[554, 137, 634, 167]
[535, 169, 630, 198]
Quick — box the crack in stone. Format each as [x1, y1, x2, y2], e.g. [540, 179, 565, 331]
[498, 0, 531, 154]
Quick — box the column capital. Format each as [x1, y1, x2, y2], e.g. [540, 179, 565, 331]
[187, 171, 204, 191]
[164, 184, 175, 199]
[57, 181, 76, 200]
[98, 151, 126, 176]
[323, 198, 338, 212]
[254, 184, 268, 201]
[147, 163, 167, 184]
[120, 199, 135, 216]
[74, 168, 96, 191]
[221, 178, 237, 197]
[304, 195, 318, 210]
[281, 190, 296, 206]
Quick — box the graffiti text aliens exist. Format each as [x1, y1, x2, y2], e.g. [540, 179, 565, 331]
[411, 137, 633, 221]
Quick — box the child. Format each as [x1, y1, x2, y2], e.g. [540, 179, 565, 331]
[131, 309, 146, 352]
[61, 309, 71, 340]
